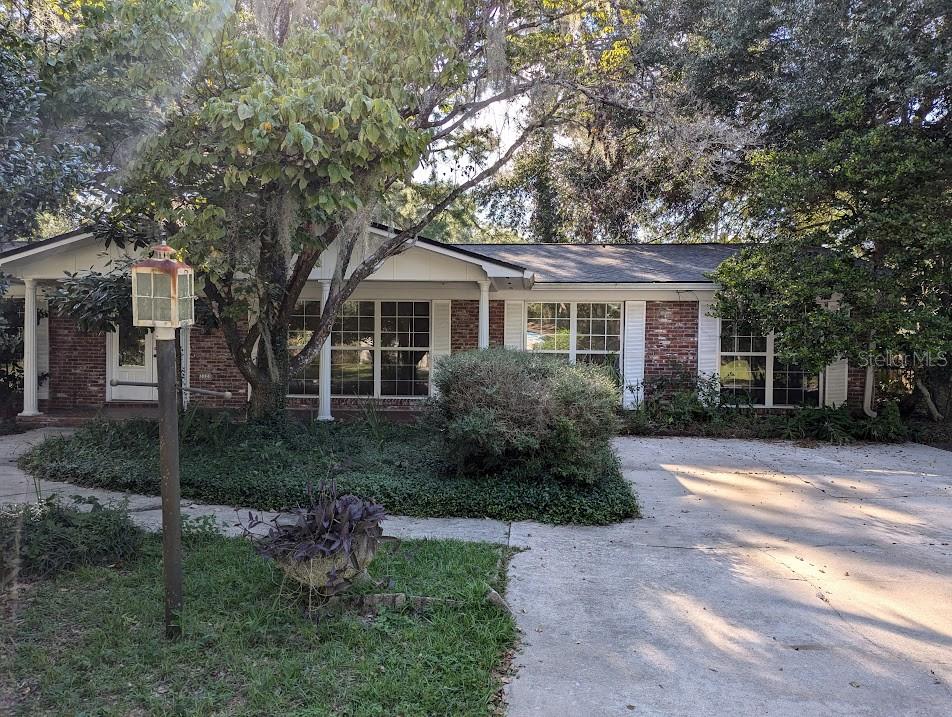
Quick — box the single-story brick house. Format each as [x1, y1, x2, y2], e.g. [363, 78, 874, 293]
[0, 225, 863, 421]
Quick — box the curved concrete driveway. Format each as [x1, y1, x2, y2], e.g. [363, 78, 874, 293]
[505, 438, 952, 717]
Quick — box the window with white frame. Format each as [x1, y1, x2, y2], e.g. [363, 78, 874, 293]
[525, 301, 622, 370]
[575, 302, 622, 372]
[719, 320, 819, 406]
[289, 299, 431, 398]
[526, 302, 570, 357]
[331, 300, 376, 395]
[379, 301, 431, 396]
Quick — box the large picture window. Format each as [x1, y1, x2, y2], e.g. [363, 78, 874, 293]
[289, 299, 431, 398]
[525, 301, 622, 371]
[719, 320, 819, 407]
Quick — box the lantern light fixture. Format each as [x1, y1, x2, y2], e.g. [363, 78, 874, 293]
[131, 244, 195, 337]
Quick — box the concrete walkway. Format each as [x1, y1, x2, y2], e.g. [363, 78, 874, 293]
[505, 437, 952, 717]
[0, 428, 513, 544]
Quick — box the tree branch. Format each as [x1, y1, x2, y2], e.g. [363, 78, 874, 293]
[287, 107, 556, 375]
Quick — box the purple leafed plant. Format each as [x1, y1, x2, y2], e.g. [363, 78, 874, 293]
[243, 482, 385, 596]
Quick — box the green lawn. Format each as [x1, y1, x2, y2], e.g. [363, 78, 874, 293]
[3, 534, 516, 716]
[20, 418, 639, 525]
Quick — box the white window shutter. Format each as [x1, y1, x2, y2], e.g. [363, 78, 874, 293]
[431, 300, 451, 359]
[504, 301, 524, 350]
[824, 358, 849, 407]
[697, 300, 719, 379]
[623, 300, 647, 408]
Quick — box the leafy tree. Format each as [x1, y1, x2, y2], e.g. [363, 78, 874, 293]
[0, 3, 96, 239]
[56, 0, 587, 419]
[705, 0, 952, 419]
[713, 121, 951, 419]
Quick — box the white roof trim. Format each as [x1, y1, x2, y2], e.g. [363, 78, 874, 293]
[530, 281, 716, 291]
[367, 225, 532, 282]
[0, 230, 94, 266]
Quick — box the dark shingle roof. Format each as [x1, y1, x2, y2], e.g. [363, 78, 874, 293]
[457, 243, 742, 283]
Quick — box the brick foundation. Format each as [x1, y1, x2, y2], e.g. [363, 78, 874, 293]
[644, 301, 699, 387]
[47, 315, 106, 409]
[450, 299, 504, 352]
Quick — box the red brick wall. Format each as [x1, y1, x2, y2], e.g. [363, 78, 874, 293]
[47, 315, 106, 409]
[847, 364, 866, 409]
[187, 326, 248, 408]
[490, 300, 504, 348]
[450, 299, 504, 352]
[644, 301, 699, 385]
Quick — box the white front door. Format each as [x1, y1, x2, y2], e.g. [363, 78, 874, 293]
[108, 327, 157, 401]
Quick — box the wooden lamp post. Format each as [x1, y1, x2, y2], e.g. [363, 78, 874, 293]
[131, 244, 195, 639]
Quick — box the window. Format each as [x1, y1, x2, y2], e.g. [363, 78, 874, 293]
[525, 302, 622, 370]
[575, 302, 622, 372]
[773, 359, 820, 407]
[380, 301, 430, 396]
[526, 302, 570, 356]
[288, 299, 431, 398]
[118, 327, 147, 367]
[719, 320, 819, 407]
[719, 320, 767, 405]
[289, 301, 321, 396]
[332, 301, 375, 396]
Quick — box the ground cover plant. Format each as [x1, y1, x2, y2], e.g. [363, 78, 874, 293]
[2, 532, 516, 716]
[622, 372, 915, 445]
[20, 411, 638, 525]
[1, 496, 141, 588]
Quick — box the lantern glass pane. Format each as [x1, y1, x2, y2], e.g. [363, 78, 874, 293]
[136, 296, 153, 322]
[135, 272, 152, 297]
[154, 297, 172, 322]
[177, 272, 189, 298]
[153, 272, 171, 298]
[178, 298, 194, 323]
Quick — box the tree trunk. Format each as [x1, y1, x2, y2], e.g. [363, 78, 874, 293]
[916, 378, 944, 422]
[246, 191, 295, 423]
[248, 370, 288, 421]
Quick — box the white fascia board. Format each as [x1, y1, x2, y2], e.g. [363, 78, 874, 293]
[530, 281, 717, 292]
[367, 224, 528, 280]
[0, 231, 94, 269]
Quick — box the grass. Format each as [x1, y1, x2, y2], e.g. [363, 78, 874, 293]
[2, 533, 516, 716]
[20, 417, 639, 525]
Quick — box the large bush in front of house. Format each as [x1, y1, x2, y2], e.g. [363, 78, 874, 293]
[428, 348, 621, 483]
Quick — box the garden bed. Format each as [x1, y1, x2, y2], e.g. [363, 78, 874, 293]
[19, 417, 639, 525]
[2, 533, 516, 716]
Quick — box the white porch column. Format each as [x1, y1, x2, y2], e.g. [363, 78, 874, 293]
[19, 278, 40, 416]
[477, 279, 490, 349]
[317, 280, 333, 421]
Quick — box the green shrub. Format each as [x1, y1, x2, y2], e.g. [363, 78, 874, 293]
[21, 418, 639, 526]
[429, 348, 620, 483]
[1, 496, 142, 585]
[621, 371, 911, 445]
